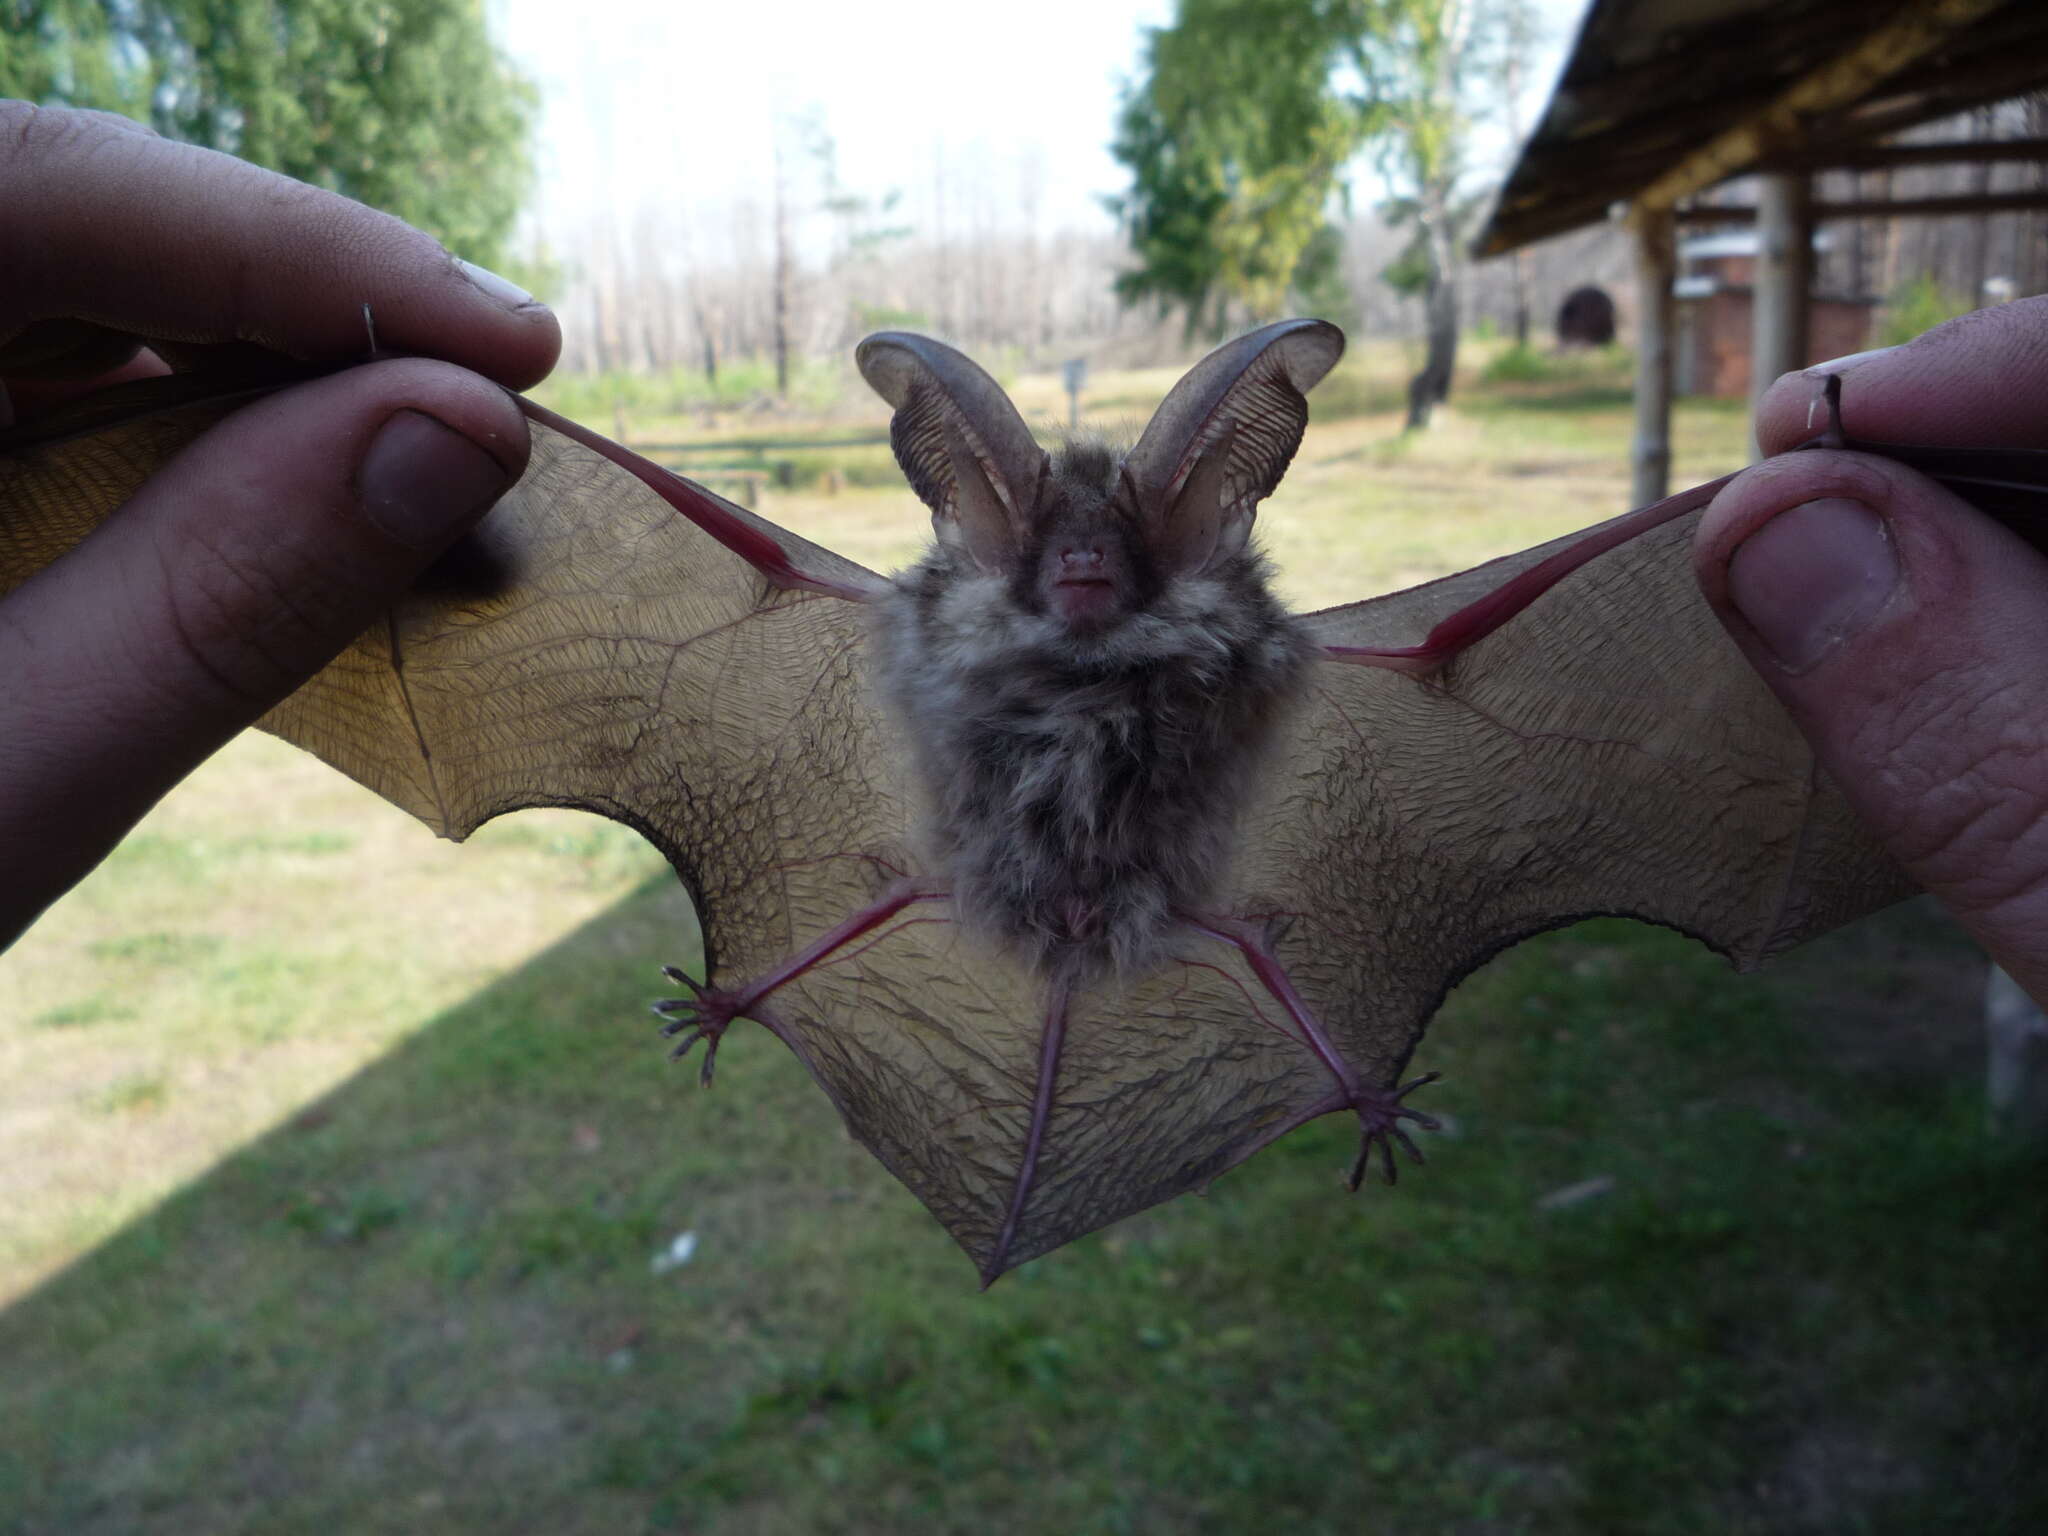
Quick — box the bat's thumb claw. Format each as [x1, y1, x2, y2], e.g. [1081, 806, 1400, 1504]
[660, 964, 705, 994]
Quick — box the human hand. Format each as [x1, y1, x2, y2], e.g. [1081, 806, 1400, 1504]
[1694, 295, 2048, 1000]
[0, 102, 560, 947]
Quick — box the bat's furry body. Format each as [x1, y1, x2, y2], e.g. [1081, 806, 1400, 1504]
[872, 439, 1315, 984]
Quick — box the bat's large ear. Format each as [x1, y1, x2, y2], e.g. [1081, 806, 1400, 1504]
[1122, 318, 1344, 573]
[857, 332, 1049, 572]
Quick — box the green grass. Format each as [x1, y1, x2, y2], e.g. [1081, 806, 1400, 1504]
[3, 893, 2038, 1533]
[2, 345, 2040, 1532]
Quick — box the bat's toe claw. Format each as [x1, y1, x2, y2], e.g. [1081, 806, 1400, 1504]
[1346, 1142, 1371, 1192]
[1344, 1071, 1444, 1190]
[649, 983, 752, 1086]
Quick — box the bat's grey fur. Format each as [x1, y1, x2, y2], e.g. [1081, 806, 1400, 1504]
[872, 439, 1315, 984]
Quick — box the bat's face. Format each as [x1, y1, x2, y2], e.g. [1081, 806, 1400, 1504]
[856, 321, 1348, 663]
[1011, 459, 1161, 634]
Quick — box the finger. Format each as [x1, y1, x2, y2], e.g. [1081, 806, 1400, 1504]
[1755, 294, 2048, 456]
[1695, 446, 2048, 1001]
[0, 358, 526, 945]
[0, 100, 558, 388]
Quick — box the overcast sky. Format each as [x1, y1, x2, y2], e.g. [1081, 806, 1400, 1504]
[491, 0, 1585, 243]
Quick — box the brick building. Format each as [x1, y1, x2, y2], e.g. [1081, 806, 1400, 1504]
[1673, 231, 1876, 397]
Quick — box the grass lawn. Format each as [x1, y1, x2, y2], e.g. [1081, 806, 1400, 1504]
[2, 342, 2042, 1533]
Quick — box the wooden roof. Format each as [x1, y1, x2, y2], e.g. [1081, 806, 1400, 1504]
[1475, 0, 2048, 257]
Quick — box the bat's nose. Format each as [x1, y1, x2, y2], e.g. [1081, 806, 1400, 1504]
[1059, 544, 1106, 572]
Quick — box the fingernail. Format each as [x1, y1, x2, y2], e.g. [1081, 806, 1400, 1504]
[1804, 345, 1899, 378]
[1728, 497, 1898, 671]
[457, 258, 540, 310]
[359, 410, 514, 546]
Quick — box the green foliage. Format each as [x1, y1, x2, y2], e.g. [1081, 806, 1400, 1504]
[1481, 341, 1550, 382]
[1113, 0, 1512, 424]
[1380, 230, 1432, 298]
[1878, 275, 1979, 349]
[534, 358, 844, 424]
[0, 0, 130, 107]
[856, 304, 933, 333]
[0, 0, 535, 269]
[1109, 0, 1372, 331]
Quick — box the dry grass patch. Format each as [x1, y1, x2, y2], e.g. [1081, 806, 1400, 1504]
[0, 734, 672, 1299]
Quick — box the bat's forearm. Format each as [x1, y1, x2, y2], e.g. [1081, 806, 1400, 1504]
[1320, 473, 1737, 676]
[1322, 379, 2048, 679]
[517, 398, 879, 603]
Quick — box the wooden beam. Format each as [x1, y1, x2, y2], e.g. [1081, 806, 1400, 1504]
[1630, 206, 1677, 506]
[1823, 13, 2048, 143]
[1677, 190, 2048, 223]
[1752, 175, 1814, 435]
[1632, 0, 2009, 214]
[1765, 137, 2048, 173]
[1547, 7, 1848, 130]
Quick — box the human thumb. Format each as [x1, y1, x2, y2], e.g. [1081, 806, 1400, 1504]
[1695, 446, 2048, 1001]
[0, 358, 525, 943]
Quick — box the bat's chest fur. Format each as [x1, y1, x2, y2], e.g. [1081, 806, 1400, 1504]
[875, 550, 1314, 982]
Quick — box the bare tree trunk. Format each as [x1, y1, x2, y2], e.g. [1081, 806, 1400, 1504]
[1405, 192, 1458, 430]
[931, 140, 950, 337]
[592, 222, 625, 374]
[692, 294, 720, 387]
[772, 142, 792, 400]
[1500, 0, 1534, 349]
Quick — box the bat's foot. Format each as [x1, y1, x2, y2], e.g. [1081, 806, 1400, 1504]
[1345, 1071, 1443, 1190]
[651, 965, 749, 1087]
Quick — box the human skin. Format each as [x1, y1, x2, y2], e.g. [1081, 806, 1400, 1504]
[0, 101, 560, 947]
[1695, 296, 2048, 1003]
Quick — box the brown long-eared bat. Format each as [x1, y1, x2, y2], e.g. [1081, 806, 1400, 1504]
[5, 324, 2043, 1282]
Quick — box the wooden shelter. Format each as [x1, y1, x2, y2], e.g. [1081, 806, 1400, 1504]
[1474, 0, 2048, 503]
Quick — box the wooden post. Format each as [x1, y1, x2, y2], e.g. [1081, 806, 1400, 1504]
[1631, 204, 1676, 506]
[1752, 171, 1814, 433]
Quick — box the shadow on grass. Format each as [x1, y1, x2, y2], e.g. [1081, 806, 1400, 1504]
[3, 881, 2043, 1536]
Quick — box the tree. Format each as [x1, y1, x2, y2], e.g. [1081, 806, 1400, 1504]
[1356, 0, 1488, 427]
[1, 0, 535, 270]
[1110, 0, 1368, 335]
[1112, 0, 1527, 426]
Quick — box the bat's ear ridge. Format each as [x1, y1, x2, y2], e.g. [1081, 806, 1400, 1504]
[1124, 318, 1344, 571]
[857, 331, 1048, 567]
